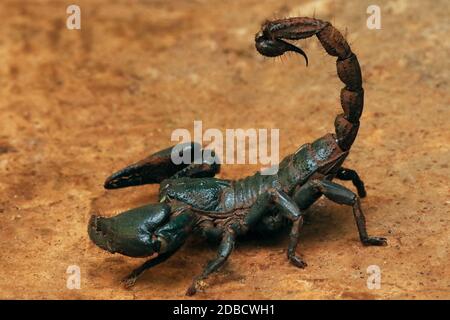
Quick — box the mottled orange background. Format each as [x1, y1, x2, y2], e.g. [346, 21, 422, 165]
[0, 0, 448, 299]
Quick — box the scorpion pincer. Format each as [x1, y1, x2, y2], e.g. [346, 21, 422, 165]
[88, 17, 387, 296]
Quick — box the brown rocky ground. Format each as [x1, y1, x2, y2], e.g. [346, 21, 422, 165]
[0, 0, 448, 299]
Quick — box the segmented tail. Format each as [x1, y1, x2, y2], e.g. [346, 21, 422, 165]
[259, 17, 364, 151]
[316, 21, 364, 151]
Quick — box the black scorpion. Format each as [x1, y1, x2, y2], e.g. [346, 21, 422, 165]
[88, 17, 387, 296]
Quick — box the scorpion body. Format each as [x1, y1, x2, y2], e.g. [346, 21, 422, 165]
[89, 17, 386, 296]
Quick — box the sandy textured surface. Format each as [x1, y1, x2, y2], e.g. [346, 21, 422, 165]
[0, 0, 448, 299]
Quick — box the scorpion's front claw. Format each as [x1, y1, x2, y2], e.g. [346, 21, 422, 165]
[104, 142, 201, 189]
[362, 236, 387, 246]
[88, 203, 171, 257]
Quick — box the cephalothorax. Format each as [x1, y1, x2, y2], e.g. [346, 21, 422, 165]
[89, 17, 387, 296]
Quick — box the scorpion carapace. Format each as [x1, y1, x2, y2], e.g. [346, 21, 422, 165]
[88, 17, 387, 296]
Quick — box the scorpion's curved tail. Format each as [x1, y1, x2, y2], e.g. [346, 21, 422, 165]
[255, 17, 363, 151]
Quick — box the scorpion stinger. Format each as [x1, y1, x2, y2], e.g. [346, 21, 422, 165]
[255, 32, 309, 66]
[259, 17, 363, 151]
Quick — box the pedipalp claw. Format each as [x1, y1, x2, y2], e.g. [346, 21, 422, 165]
[104, 142, 200, 189]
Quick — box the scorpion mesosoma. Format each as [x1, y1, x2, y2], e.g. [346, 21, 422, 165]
[88, 17, 387, 296]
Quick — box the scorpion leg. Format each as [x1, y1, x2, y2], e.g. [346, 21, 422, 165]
[336, 167, 367, 198]
[293, 180, 387, 246]
[269, 189, 307, 268]
[121, 251, 176, 288]
[244, 189, 300, 226]
[186, 189, 305, 295]
[287, 217, 306, 268]
[186, 230, 236, 296]
[245, 189, 307, 268]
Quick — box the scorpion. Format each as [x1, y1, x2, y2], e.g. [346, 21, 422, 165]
[88, 17, 387, 296]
